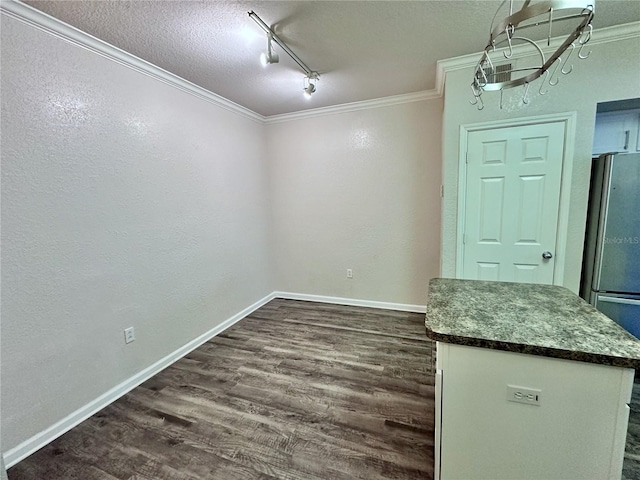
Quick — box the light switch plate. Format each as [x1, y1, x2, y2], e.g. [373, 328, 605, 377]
[124, 327, 135, 344]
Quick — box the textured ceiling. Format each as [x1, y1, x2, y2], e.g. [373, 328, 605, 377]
[22, 0, 640, 117]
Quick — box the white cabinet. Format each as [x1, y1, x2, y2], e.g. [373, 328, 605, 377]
[592, 110, 640, 155]
[434, 342, 633, 480]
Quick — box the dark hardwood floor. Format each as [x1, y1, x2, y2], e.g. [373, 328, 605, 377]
[11, 298, 640, 479]
[8, 299, 435, 480]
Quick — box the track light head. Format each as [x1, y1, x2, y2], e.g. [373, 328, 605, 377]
[260, 34, 279, 66]
[260, 51, 279, 66]
[303, 73, 319, 99]
[303, 83, 316, 99]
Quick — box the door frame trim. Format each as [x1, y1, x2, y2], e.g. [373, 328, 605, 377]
[455, 112, 577, 285]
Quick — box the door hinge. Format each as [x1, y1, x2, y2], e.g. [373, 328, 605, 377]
[440, 185, 444, 198]
[465, 151, 469, 164]
[463, 233, 467, 245]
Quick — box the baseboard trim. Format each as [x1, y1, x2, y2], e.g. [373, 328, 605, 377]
[3, 290, 424, 467]
[273, 291, 426, 314]
[2, 292, 276, 468]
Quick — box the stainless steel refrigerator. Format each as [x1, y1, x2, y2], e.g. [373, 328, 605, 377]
[581, 153, 640, 337]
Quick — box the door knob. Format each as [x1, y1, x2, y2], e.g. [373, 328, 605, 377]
[542, 251, 553, 260]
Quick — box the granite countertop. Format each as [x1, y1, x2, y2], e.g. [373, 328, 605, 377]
[425, 278, 640, 369]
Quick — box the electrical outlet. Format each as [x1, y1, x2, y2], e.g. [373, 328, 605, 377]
[124, 327, 135, 344]
[507, 385, 541, 406]
[347, 268, 353, 279]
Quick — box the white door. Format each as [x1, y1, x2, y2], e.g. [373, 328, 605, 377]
[461, 122, 565, 284]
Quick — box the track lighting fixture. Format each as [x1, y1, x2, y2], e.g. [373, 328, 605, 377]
[260, 33, 279, 66]
[248, 11, 320, 98]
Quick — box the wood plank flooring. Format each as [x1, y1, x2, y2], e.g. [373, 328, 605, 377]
[12, 298, 640, 479]
[8, 299, 435, 480]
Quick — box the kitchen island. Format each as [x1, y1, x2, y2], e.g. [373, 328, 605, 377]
[426, 278, 640, 480]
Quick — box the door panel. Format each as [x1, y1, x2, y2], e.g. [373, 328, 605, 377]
[479, 177, 504, 243]
[463, 122, 565, 284]
[516, 175, 545, 244]
[477, 262, 500, 281]
[513, 263, 538, 283]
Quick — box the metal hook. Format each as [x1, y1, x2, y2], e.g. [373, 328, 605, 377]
[484, 53, 495, 74]
[548, 58, 561, 86]
[578, 24, 592, 59]
[578, 41, 591, 59]
[469, 92, 484, 110]
[476, 62, 489, 87]
[578, 43, 591, 59]
[579, 23, 593, 45]
[522, 83, 530, 105]
[561, 44, 574, 74]
[504, 25, 514, 59]
[479, 56, 495, 85]
[469, 84, 484, 110]
[539, 71, 549, 95]
[469, 84, 481, 106]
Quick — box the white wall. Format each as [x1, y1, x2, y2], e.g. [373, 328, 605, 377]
[441, 34, 640, 292]
[0, 12, 442, 459]
[267, 100, 443, 306]
[0, 15, 272, 452]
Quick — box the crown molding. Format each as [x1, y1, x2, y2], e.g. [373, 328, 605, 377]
[2, 0, 637, 124]
[264, 89, 441, 124]
[269, 21, 638, 123]
[436, 21, 640, 80]
[0, 0, 266, 124]
[0, 0, 437, 125]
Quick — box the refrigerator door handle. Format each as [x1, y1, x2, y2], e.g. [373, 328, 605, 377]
[598, 296, 640, 306]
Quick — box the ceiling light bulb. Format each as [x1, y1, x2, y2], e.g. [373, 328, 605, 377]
[303, 73, 318, 99]
[303, 83, 316, 99]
